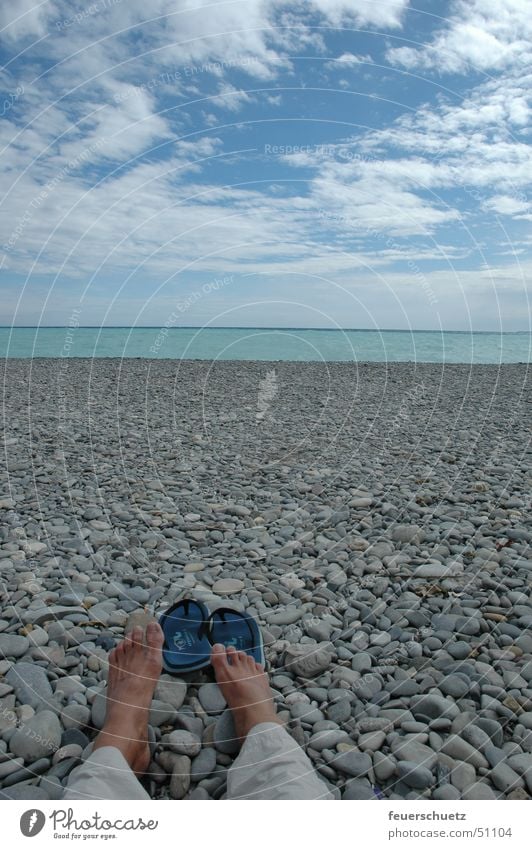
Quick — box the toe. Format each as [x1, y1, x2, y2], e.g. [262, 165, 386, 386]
[226, 646, 238, 664]
[131, 626, 144, 649]
[211, 643, 229, 669]
[146, 621, 164, 650]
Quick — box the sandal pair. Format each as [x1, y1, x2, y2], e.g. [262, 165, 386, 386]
[159, 598, 264, 674]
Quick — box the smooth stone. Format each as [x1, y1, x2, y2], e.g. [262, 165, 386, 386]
[54, 677, 86, 698]
[396, 761, 434, 789]
[53, 744, 83, 764]
[390, 740, 437, 769]
[440, 674, 470, 699]
[25, 606, 88, 627]
[519, 713, 532, 730]
[342, 778, 375, 800]
[0, 757, 24, 778]
[327, 699, 351, 724]
[169, 755, 191, 799]
[373, 752, 396, 781]
[61, 729, 89, 749]
[0, 635, 30, 658]
[448, 641, 471, 660]
[9, 711, 61, 761]
[39, 775, 65, 800]
[490, 762, 524, 793]
[163, 730, 201, 757]
[291, 703, 324, 724]
[6, 662, 53, 709]
[474, 718, 504, 748]
[351, 652, 372, 673]
[358, 731, 386, 752]
[414, 564, 456, 579]
[61, 704, 90, 730]
[213, 710, 240, 755]
[212, 579, 245, 594]
[266, 609, 302, 626]
[411, 694, 459, 721]
[432, 784, 461, 800]
[441, 735, 489, 769]
[198, 683, 227, 714]
[284, 644, 332, 678]
[154, 676, 187, 711]
[461, 782, 497, 800]
[392, 525, 424, 544]
[451, 761, 476, 791]
[370, 632, 391, 647]
[461, 725, 491, 750]
[310, 729, 349, 751]
[90, 689, 107, 729]
[0, 784, 50, 800]
[190, 747, 217, 781]
[331, 750, 372, 777]
[149, 700, 175, 727]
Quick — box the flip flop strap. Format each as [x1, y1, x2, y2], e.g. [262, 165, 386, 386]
[208, 608, 256, 643]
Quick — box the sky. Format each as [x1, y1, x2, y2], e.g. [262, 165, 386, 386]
[0, 0, 531, 330]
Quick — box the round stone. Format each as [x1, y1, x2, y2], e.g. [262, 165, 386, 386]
[331, 750, 372, 777]
[397, 761, 434, 789]
[163, 730, 201, 757]
[10, 711, 61, 761]
[198, 683, 227, 714]
[212, 579, 245, 594]
[190, 747, 216, 781]
[0, 634, 30, 658]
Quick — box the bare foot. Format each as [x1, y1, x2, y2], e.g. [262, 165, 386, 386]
[211, 644, 283, 740]
[93, 622, 164, 776]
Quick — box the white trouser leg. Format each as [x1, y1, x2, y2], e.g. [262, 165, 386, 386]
[63, 746, 150, 800]
[227, 722, 335, 800]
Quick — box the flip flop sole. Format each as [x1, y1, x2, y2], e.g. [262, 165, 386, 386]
[160, 599, 212, 674]
[209, 608, 265, 666]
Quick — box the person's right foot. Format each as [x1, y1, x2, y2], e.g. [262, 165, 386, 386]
[93, 622, 163, 776]
[211, 644, 283, 740]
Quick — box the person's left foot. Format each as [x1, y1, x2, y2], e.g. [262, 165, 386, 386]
[93, 622, 164, 776]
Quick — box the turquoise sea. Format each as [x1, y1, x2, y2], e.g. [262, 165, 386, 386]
[0, 327, 530, 363]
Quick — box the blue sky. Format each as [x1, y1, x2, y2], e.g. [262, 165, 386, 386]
[0, 0, 530, 330]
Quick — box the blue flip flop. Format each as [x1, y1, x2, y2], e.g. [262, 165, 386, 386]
[209, 608, 265, 666]
[160, 599, 212, 674]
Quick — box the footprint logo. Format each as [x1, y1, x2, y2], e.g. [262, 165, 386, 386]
[20, 810, 46, 837]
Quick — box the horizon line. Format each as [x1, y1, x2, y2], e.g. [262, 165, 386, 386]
[1, 326, 530, 334]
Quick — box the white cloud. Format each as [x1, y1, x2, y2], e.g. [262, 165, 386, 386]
[213, 83, 254, 112]
[387, 0, 532, 73]
[325, 52, 375, 68]
[308, 0, 409, 28]
[0, 0, 59, 39]
[484, 194, 530, 216]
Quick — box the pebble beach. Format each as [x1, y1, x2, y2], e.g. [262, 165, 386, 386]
[0, 357, 531, 801]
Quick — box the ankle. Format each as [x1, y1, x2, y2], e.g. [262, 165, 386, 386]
[232, 706, 282, 740]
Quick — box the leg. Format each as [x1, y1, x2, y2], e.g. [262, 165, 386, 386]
[211, 645, 334, 800]
[64, 622, 164, 800]
[63, 746, 150, 800]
